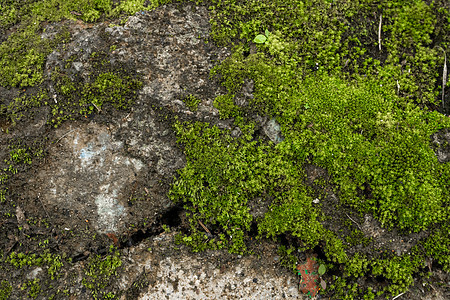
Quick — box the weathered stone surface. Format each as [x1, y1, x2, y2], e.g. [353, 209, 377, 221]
[59, 232, 301, 300]
[431, 128, 450, 163]
[26, 122, 149, 234]
[5, 4, 307, 299]
[1, 2, 449, 300]
[139, 243, 300, 299]
[22, 3, 234, 238]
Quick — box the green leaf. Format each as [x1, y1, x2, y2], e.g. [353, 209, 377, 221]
[254, 34, 267, 44]
[265, 29, 270, 37]
[318, 264, 326, 275]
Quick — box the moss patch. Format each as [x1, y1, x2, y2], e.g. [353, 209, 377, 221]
[82, 247, 122, 300]
[0, 0, 177, 89]
[48, 51, 143, 128]
[171, 0, 450, 298]
[0, 0, 449, 299]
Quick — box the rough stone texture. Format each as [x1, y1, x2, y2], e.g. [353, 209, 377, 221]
[43, 4, 231, 122]
[263, 118, 284, 144]
[57, 232, 302, 300]
[20, 3, 235, 240]
[5, 4, 311, 299]
[431, 128, 450, 163]
[26, 122, 149, 234]
[141, 255, 299, 299]
[1, 2, 449, 300]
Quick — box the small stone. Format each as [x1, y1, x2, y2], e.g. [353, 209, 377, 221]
[313, 198, 320, 204]
[27, 267, 43, 280]
[263, 118, 284, 144]
[73, 62, 83, 71]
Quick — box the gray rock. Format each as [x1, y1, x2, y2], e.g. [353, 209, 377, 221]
[263, 118, 284, 144]
[26, 267, 43, 280]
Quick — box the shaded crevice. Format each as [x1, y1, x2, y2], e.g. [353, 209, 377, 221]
[119, 229, 162, 248]
[119, 205, 185, 249]
[160, 205, 183, 227]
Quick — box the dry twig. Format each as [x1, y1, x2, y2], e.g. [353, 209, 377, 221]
[378, 14, 383, 51]
[345, 213, 363, 231]
[198, 220, 212, 235]
[442, 49, 447, 109]
[54, 128, 78, 145]
[92, 102, 102, 113]
[392, 292, 405, 300]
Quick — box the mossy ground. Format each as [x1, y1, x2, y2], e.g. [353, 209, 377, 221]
[170, 0, 450, 299]
[0, 0, 449, 299]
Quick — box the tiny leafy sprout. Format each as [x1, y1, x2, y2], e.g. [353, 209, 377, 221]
[318, 264, 326, 275]
[253, 29, 271, 44]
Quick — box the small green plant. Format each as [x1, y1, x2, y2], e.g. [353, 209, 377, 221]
[318, 264, 326, 276]
[182, 94, 202, 112]
[253, 29, 270, 44]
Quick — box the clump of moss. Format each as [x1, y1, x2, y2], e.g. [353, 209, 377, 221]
[82, 247, 122, 300]
[2, 89, 49, 126]
[0, 0, 177, 89]
[45, 51, 143, 127]
[204, 0, 449, 107]
[209, 42, 450, 232]
[170, 1, 450, 298]
[20, 278, 41, 299]
[0, 280, 12, 300]
[0, 23, 70, 88]
[7, 250, 65, 280]
[181, 94, 202, 112]
[422, 223, 450, 272]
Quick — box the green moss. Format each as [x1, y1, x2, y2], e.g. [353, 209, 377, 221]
[170, 121, 256, 254]
[345, 229, 372, 248]
[46, 54, 142, 128]
[1, 141, 45, 181]
[82, 247, 122, 300]
[0, 188, 6, 204]
[0, 280, 12, 300]
[209, 20, 450, 231]
[0, 23, 68, 88]
[277, 245, 299, 271]
[7, 250, 65, 280]
[21, 278, 41, 299]
[111, 0, 151, 16]
[2, 89, 49, 126]
[422, 223, 450, 272]
[328, 251, 424, 298]
[1, 0, 449, 298]
[204, 0, 449, 105]
[170, 1, 450, 298]
[0, 0, 177, 89]
[182, 94, 202, 112]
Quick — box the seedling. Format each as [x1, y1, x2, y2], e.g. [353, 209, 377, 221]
[253, 29, 270, 44]
[318, 264, 326, 275]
